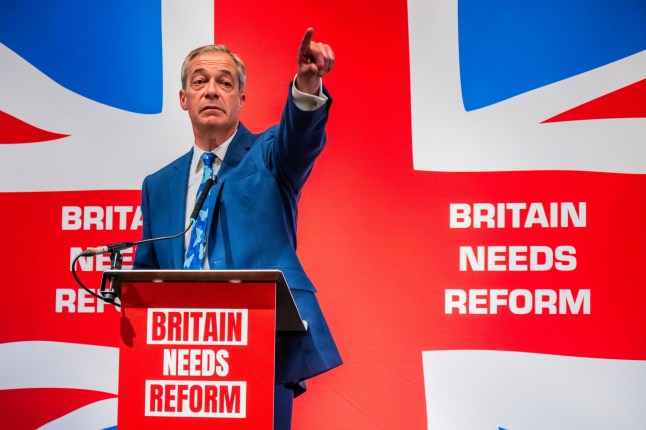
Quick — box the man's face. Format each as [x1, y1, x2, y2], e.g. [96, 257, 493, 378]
[180, 51, 245, 135]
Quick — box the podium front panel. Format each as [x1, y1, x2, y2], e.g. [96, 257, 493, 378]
[117, 280, 276, 430]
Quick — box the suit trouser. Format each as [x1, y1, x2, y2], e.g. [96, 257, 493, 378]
[274, 383, 295, 430]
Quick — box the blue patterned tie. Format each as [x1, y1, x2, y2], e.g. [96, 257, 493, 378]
[183, 152, 216, 269]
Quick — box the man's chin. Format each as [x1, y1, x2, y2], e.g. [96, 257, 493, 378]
[199, 116, 226, 126]
[197, 118, 238, 132]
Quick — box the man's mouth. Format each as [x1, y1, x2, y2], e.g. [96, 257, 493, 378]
[201, 106, 224, 113]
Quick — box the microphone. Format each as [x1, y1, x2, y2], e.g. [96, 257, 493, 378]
[189, 177, 214, 222]
[79, 178, 215, 257]
[80, 243, 130, 257]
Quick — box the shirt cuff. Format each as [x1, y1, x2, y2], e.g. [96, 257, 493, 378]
[291, 76, 328, 111]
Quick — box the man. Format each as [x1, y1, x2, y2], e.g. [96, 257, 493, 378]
[133, 28, 342, 428]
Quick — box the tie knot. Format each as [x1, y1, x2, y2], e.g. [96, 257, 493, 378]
[201, 152, 216, 168]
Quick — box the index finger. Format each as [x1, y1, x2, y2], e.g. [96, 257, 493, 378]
[299, 27, 315, 54]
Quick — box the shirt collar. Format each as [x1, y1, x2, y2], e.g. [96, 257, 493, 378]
[190, 129, 238, 175]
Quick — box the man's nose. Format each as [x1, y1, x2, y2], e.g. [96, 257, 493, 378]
[205, 79, 220, 98]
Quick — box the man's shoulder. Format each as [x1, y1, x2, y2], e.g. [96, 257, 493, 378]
[237, 122, 276, 142]
[231, 123, 278, 158]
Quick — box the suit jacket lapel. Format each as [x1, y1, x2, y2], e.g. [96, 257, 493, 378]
[166, 148, 193, 269]
[217, 123, 254, 181]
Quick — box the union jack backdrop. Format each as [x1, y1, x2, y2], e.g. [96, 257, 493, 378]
[1, 0, 644, 428]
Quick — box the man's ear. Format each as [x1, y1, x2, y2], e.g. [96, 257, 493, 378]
[239, 93, 246, 111]
[179, 89, 188, 111]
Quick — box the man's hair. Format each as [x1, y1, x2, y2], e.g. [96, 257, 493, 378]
[180, 44, 246, 93]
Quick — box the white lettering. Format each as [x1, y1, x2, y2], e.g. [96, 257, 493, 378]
[145, 380, 246, 417]
[460, 245, 577, 272]
[149, 309, 248, 345]
[61, 206, 142, 231]
[449, 204, 471, 228]
[560, 289, 591, 314]
[215, 350, 229, 377]
[163, 349, 229, 377]
[445, 289, 591, 315]
[55, 288, 109, 313]
[509, 289, 533, 314]
[62, 206, 82, 230]
[449, 202, 586, 229]
[445, 289, 467, 314]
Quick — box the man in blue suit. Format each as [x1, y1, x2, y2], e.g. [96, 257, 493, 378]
[133, 28, 342, 428]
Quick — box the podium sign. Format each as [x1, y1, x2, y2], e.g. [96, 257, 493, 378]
[108, 270, 297, 430]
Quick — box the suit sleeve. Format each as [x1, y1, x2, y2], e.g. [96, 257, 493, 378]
[267, 83, 332, 195]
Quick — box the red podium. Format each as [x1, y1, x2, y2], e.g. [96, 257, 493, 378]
[101, 269, 306, 430]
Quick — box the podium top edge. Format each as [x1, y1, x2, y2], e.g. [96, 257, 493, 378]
[102, 269, 287, 285]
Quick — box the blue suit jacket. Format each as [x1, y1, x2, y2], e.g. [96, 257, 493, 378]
[133, 86, 342, 385]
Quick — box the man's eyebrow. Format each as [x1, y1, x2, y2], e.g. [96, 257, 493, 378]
[191, 68, 234, 78]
